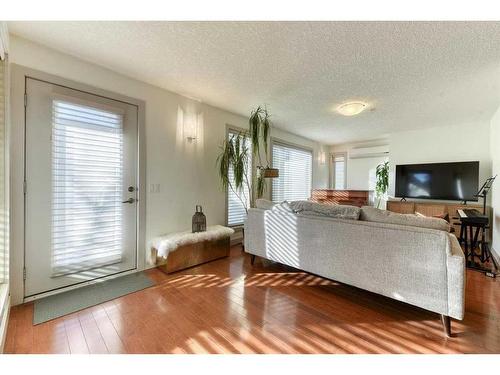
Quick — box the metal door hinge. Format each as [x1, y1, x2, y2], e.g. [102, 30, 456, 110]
[23, 180, 27, 194]
[24, 93, 28, 107]
[23, 267, 27, 280]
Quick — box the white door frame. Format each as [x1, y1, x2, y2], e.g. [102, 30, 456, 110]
[10, 64, 146, 305]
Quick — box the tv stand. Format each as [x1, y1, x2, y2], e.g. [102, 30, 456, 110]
[400, 197, 407, 202]
[461, 200, 467, 205]
[387, 200, 487, 238]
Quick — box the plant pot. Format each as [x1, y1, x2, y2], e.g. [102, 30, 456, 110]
[258, 167, 279, 178]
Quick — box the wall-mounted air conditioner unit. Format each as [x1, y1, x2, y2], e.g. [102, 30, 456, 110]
[349, 145, 389, 159]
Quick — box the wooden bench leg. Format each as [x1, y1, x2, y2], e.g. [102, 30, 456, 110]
[441, 315, 452, 337]
[250, 254, 256, 265]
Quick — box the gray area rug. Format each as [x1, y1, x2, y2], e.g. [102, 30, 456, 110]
[33, 272, 155, 325]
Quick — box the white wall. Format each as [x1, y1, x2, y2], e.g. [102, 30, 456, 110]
[330, 140, 388, 191]
[490, 105, 500, 259]
[7, 35, 328, 302]
[388, 122, 492, 199]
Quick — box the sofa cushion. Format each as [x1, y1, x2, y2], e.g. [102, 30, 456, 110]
[255, 199, 276, 210]
[360, 206, 450, 232]
[290, 200, 361, 220]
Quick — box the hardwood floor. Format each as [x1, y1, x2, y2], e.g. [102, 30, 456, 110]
[4, 245, 500, 354]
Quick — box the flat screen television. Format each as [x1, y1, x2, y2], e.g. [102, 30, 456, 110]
[395, 161, 479, 201]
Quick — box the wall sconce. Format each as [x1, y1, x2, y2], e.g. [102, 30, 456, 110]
[184, 112, 199, 142]
[319, 150, 326, 165]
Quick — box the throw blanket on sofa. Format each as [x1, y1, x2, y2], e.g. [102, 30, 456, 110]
[148, 225, 235, 264]
[255, 198, 361, 220]
[290, 200, 361, 220]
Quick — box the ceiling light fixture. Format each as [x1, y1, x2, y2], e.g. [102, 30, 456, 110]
[336, 101, 368, 116]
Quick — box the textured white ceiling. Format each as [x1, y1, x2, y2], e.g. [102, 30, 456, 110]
[8, 21, 500, 144]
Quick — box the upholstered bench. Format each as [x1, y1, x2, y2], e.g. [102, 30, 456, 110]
[149, 225, 234, 274]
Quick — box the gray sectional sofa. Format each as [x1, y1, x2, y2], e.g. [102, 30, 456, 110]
[244, 201, 465, 336]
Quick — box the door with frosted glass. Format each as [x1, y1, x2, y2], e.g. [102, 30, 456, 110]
[24, 78, 138, 297]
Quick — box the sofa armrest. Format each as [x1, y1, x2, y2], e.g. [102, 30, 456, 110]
[446, 233, 465, 320]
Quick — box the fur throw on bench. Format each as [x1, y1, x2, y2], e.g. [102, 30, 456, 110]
[148, 225, 235, 265]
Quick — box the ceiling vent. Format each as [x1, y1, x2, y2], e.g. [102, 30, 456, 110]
[349, 145, 389, 159]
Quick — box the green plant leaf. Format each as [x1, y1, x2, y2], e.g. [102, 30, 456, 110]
[234, 141, 245, 189]
[375, 161, 389, 199]
[216, 139, 231, 191]
[262, 111, 270, 160]
[249, 106, 261, 158]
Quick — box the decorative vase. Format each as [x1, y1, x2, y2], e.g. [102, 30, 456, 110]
[192, 205, 207, 233]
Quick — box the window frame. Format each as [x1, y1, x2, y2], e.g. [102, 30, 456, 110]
[0, 54, 6, 286]
[0, 50, 9, 341]
[224, 125, 254, 228]
[270, 138, 313, 202]
[331, 152, 347, 190]
[50, 97, 126, 276]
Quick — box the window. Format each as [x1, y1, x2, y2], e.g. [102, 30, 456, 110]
[272, 141, 312, 202]
[226, 129, 252, 226]
[51, 99, 124, 276]
[0, 57, 5, 284]
[332, 153, 346, 190]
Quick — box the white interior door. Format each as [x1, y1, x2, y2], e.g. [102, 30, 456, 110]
[24, 78, 138, 297]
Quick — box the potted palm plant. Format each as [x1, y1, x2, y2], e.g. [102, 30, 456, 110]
[217, 106, 278, 212]
[375, 161, 389, 209]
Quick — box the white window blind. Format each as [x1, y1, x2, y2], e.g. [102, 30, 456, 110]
[333, 153, 346, 190]
[0, 58, 5, 284]
[227, 130, 251, 226]
[272, 142, 312, 202]
[51, 99, 124, 276]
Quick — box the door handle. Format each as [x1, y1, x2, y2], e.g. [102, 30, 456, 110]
[122, 198, 135, 204]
